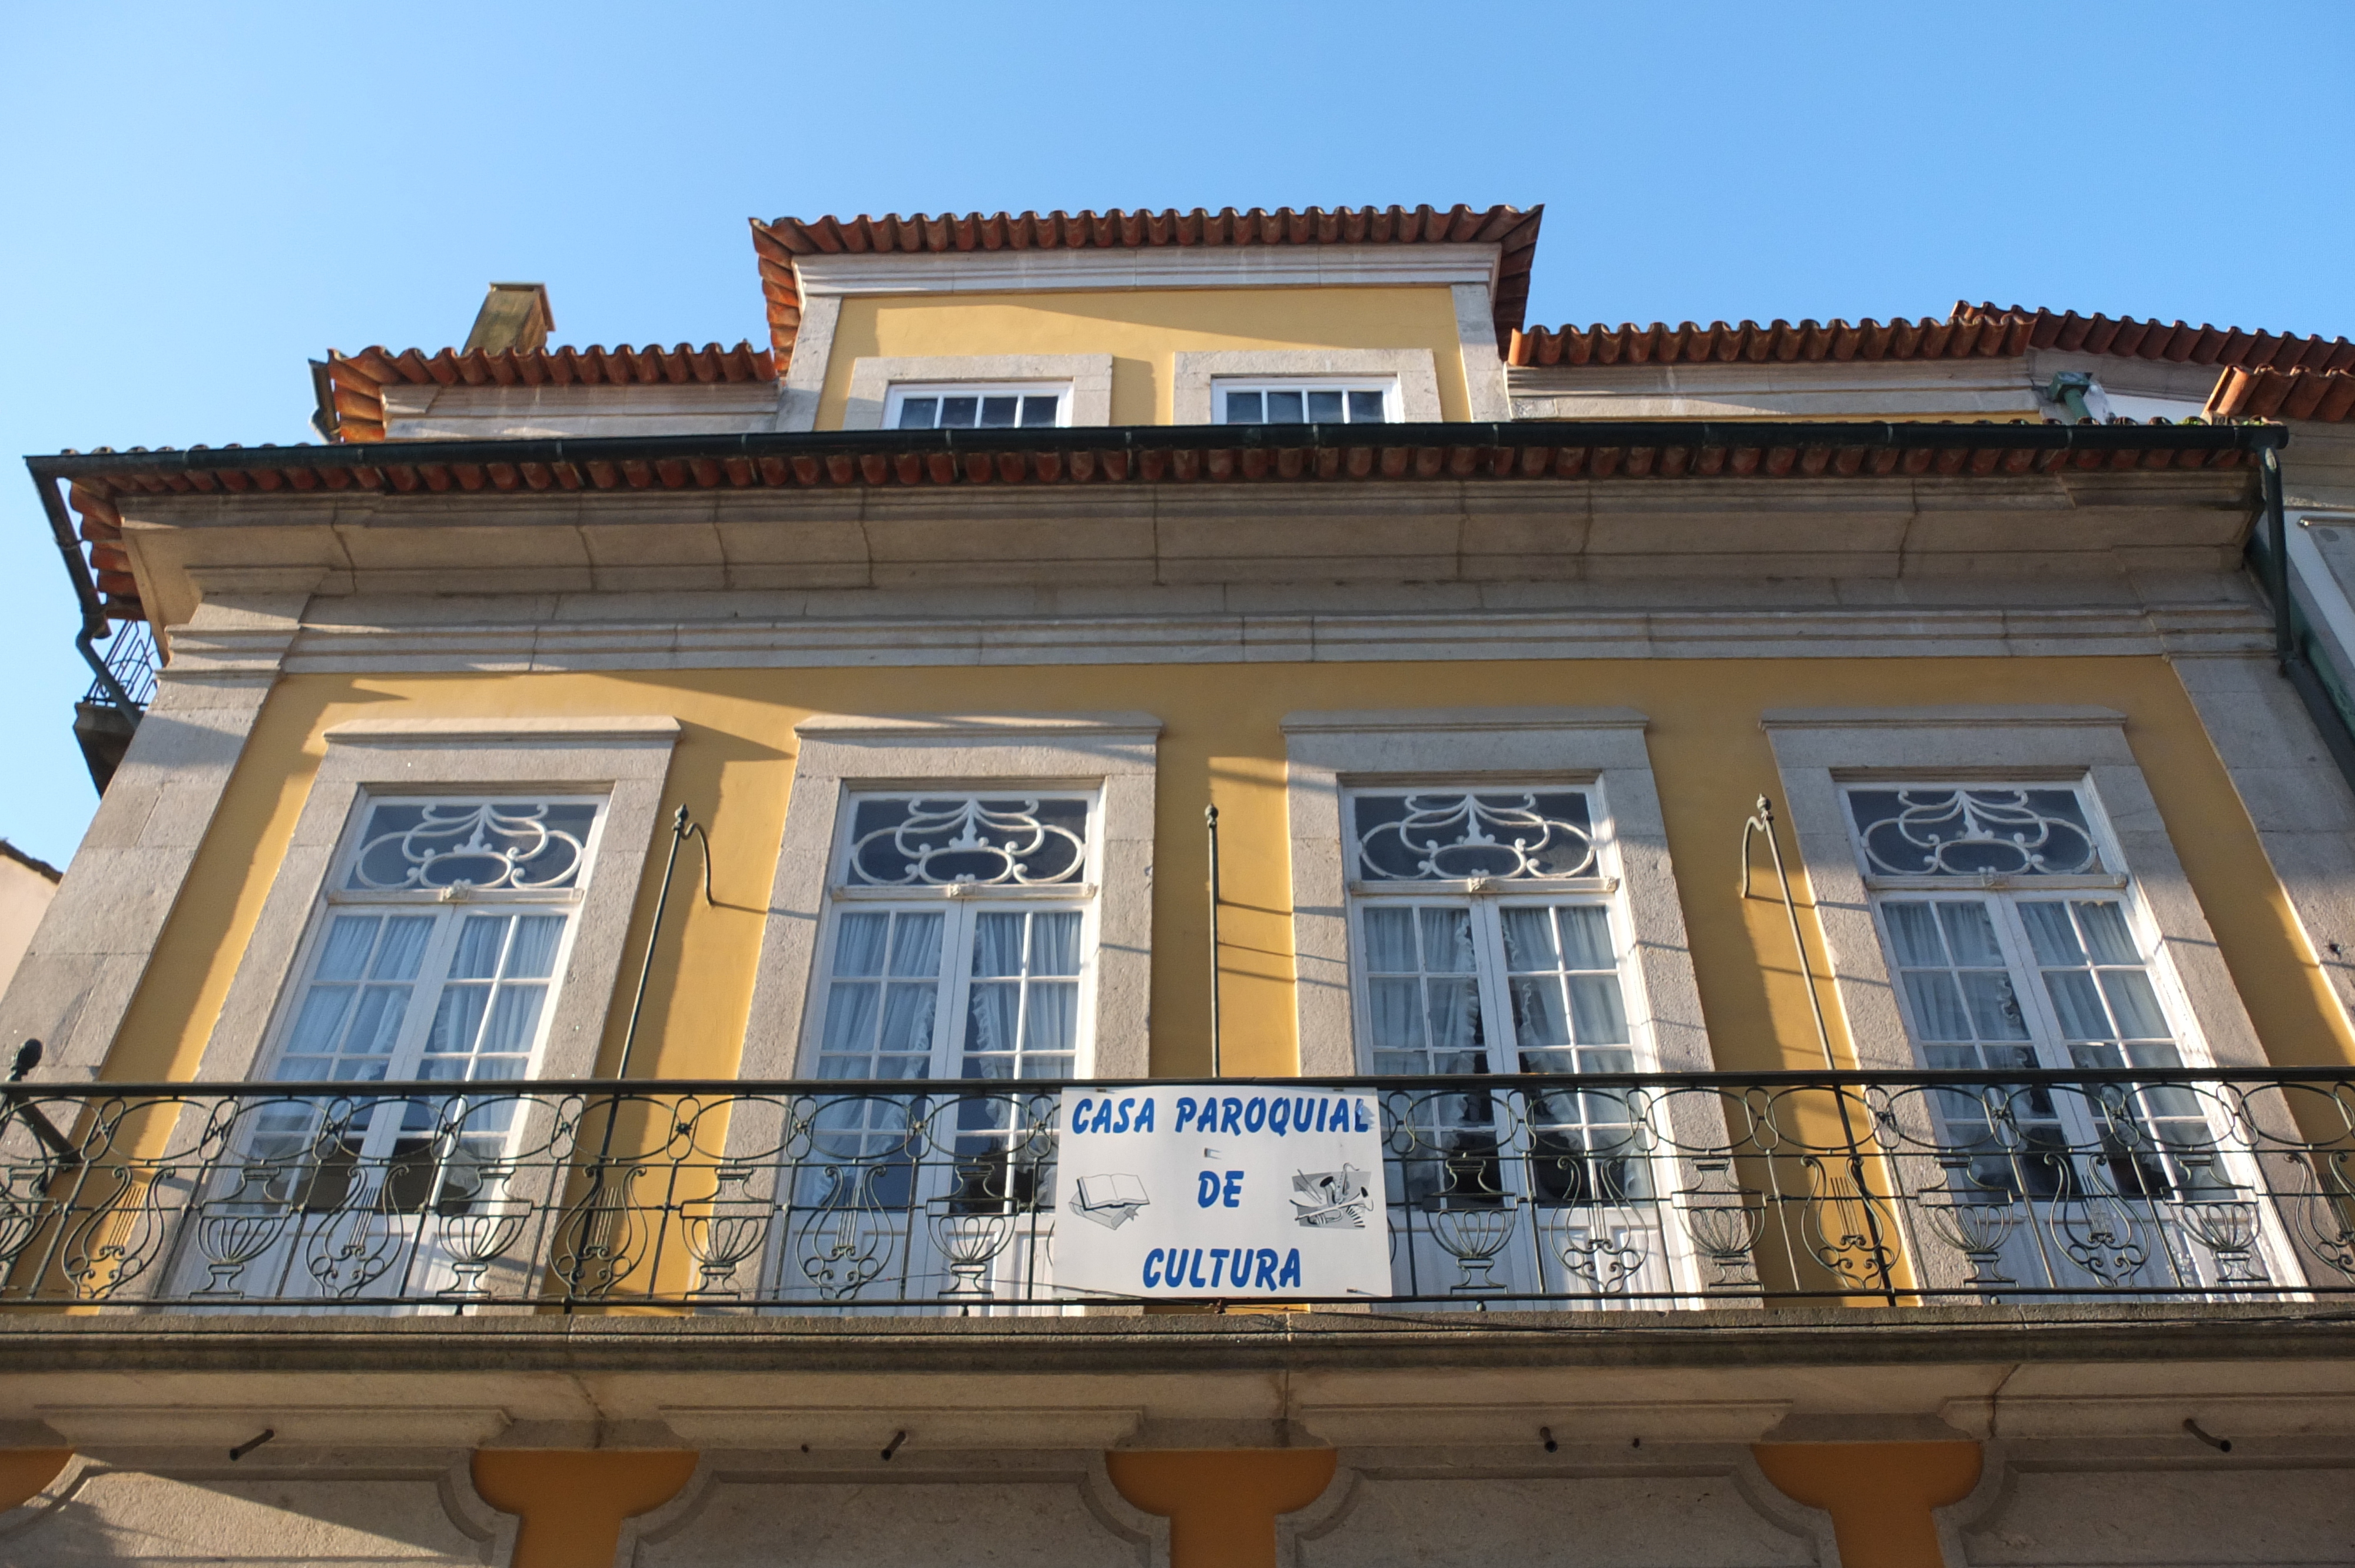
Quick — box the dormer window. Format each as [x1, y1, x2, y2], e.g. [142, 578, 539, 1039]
[887, 383, 1069, 430]
[1216, 378, 1397, 426]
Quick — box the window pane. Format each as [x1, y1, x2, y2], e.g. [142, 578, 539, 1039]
[1882, 903, 1944, 966]
[426, 986, 489, 1057]
[1368, 978, 1422, 1049]
[450, 916, 508, 980]
[345, 986, 410, 1056]
[283, 987, 356, 1061]
[376, 916, 434, 980]
[1031, 911, 1083, 976]
[877, 984, 937, 1056]
[2075, 901, 2138, 965]
[1225, 390, 1263, 424]
[1266, 390, 1305, 424]
[1348, 390, 1385, 423]
[2100, 970, 2170, 1039]
[315, 915, 379, 981]
[979, 396, 1019, 428]
[505, 915, 565, 979]
[1902, 971, 1972, 1040]
[965, 982, 1020, 1058]
[1566, 975, 1629, 1044]
[940, 396, 979, 427]
[972, 912, 1025, 977]
[897, 397, 938, 430]
[1557, 906, 1613, 970]
[1958, 971, 2029, 1040]
[2042, 969, 2111, 1040]
[1425, 978, 1482, 1054]
[1019, 395, 1059, 427]
[1935, 902, 2005, 967]
[821, 982, 881, 1057]
[833, 912, 890, 977]
[1306, 389, 1344, 422]
[888, 911, 944, 978]
[1023, 981, 1078, 1056]
[2018, 902, 2085, 965]
[1510, 976, 1571, 1049]
[476, 986, 546, 1059]
[1417, 908, 1475, 973]
[1500, 908, 1560, 971]
[1362, 908, 1418, 972]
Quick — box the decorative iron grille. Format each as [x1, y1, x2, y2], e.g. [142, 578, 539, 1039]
[1, 1069, 2349, 1311]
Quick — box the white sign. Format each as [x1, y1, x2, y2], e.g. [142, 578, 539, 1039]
[1054, 1085, 1391, 1300]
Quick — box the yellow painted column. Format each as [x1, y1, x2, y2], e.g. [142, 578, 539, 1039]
[1753, 1443, 1982, 1568]
[472, 1450, 699, 1568]
[1107, 1449, 1338, 1568]
[0, 1449, 69, 1511]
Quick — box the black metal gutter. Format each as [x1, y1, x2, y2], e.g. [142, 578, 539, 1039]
[24, 467, 134, 711]
[2258, 444, 2355, 792]
[23, 417, 2288, 485]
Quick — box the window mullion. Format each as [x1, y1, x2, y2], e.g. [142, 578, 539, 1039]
[934, 902, 977, 1081]
[1470, 902, 1518, 1073]
[383, 907, 463, 1081]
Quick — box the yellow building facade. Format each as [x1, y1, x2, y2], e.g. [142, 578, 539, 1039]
[8, 205, 2355, 1566]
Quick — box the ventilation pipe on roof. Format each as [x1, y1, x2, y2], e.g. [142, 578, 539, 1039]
[462, 283, 553, 354]
[2045, 371, 2114, 424]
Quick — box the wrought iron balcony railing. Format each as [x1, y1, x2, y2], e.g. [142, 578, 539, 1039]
[4, 1069, 2353, 1313]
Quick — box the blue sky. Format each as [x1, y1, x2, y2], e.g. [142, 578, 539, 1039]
[2, 0, 2350, 865]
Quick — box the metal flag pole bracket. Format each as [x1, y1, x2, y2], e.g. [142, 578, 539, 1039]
[1206, 803, 1223, 1079]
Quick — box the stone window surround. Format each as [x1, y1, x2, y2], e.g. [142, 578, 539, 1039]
[735, 712, 1160, 1083]
[1173, 349, 1442, 427]
[1281, 707, 1710, 1079]
[1759, 705, 2266, 1072]
[187, 716, 682, 1086]
[838, 354, 1114, 432]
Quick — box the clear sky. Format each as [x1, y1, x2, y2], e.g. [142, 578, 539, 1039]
[2, 0, 2349, 865]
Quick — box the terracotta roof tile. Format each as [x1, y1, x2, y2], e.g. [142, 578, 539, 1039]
[750, 204, 1544, 360]
[1510, 314, 2029, 367]
[1512, 301, 2355, 377]
[2208, 366, 2355, 424]
[324, 343, 776, 444]
[1955, 302, 2355, 374]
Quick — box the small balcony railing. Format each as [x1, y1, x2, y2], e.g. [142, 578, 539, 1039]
[3, 1069, 2351, 1313]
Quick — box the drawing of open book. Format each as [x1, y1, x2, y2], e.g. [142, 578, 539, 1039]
[1072, 1172, 1150, 1230]
[1291, 1165, 1374, 1228]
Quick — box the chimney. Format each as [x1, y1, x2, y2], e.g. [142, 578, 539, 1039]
[462, 283, 554, 354]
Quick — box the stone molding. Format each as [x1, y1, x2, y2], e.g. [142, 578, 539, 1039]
[1761, 705, 2267, 1072]
[790, 243, 1505, 298]
[271, 600, 2278, 677]
[840, 353, 1115, 430]
[1278, 706, 1710, 1080]
[1169, 349, 1442, 425]
[0, 594, 302, 1082]
[732, 710, 1160, 1084]
[185, 716, 681, 1087]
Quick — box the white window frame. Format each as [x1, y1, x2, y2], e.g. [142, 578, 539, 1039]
[189, 716, 682, 1087]
[256, 792, 609, 1092]
[1282, 709, 1711, 1078]
[840, 354, 1113, 431]
[735, 712, 1160, 1087]
[1760, 706, 2266, 1073]
[1341, 781, 1641, 1077]
[882, 381, 1075, 431]
[1211, 376, 1401, 427]
[1840, 779, 2213, 1080]
[809, 788, 1105, 1084]
[1173, 348, 1444, 424]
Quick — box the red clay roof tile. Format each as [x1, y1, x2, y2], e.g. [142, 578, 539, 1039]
[324, 343, 776, 443]
[2208, 366, 2355, 424]
[750, 204, 1544, 362]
